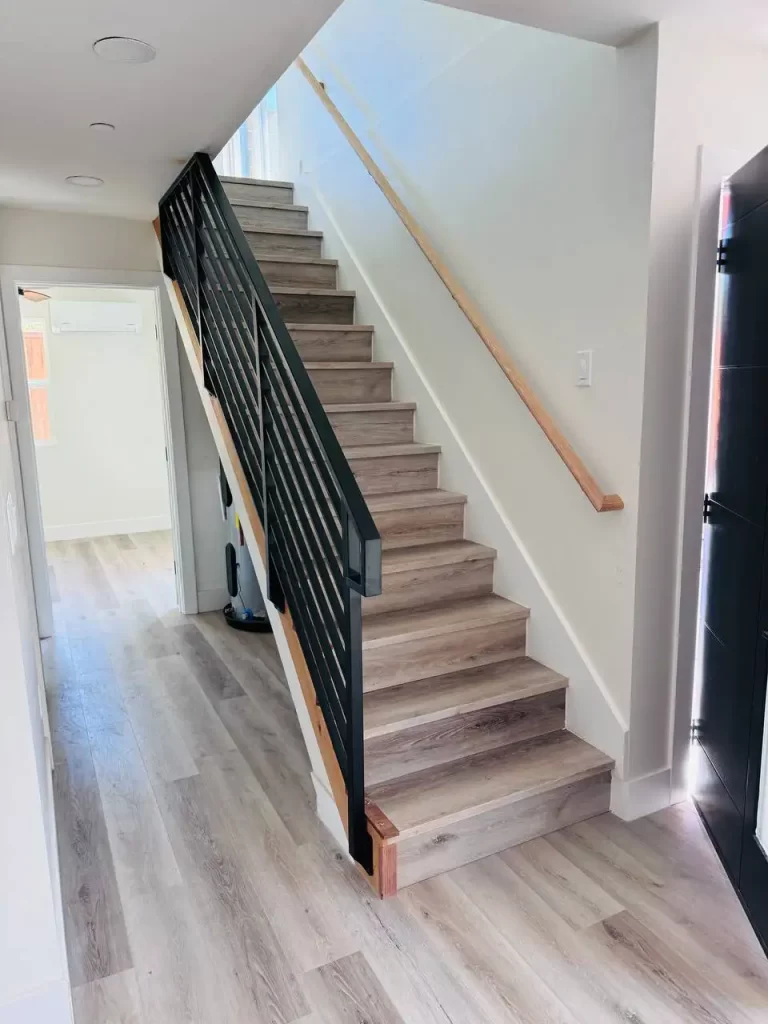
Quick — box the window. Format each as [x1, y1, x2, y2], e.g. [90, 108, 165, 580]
[22, 319, 53, 444]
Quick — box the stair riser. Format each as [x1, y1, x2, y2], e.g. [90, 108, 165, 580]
[308, 368, 392, 404]
[327, 408, 414, 446]
[289, 329, 372, 363]
[364, 690, 566, 786]
[274, 292, 354, 325]
[245, 231, 322, 257]
[396, 771, 612, 888]
[375, 502, 466, 550]
[352, 453, 438, 496]
[364, 616, 527, 691]
[223, 182, 294, 205]
[363, 559, 494, 619]
[233, 205, 308, 232]
[258, 259, 337, 289]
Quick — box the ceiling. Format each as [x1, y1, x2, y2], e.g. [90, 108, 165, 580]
[0, 0, 339, 220]
[431, 0, 768, 46]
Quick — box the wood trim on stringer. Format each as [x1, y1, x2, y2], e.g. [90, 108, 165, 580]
[295, 58, 623, 514]
[154, 219, 397, 895]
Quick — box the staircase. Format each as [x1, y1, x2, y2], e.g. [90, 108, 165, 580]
[217, 173, 614, 888]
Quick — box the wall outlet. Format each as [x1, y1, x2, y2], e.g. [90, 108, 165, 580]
[576, 349, 593, 387]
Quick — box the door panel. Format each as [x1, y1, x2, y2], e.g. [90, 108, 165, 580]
[693, 742, 744, 881]
[698, 625, 753, 814]
[695, 146, 768, 954]
[714, 367, 768, 524]
[719, 202, 768, 370]
[702, 499, 762, 652]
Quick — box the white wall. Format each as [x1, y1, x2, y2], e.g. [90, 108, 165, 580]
[0, 209, 157, 271]
[637, 22, 768, 791]
[278, 1, 768, 810]
[178, 347, 228, 612]
[19, 287, 171, 541]
[0, 319, 71, 1021]
[278, 0, 659, 775]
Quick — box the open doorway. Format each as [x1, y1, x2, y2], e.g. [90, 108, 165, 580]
[20, 286, 171, 532]
[17, 283, 180, 630]
[0, 269, 199, 639]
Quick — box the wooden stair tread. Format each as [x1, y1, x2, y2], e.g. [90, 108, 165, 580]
[345, 442, 440, 460]
[286, 323, 374, 332]
[381, 540, 495, 575]
[272, 287, 356, 298]
[254, 254, 338, 267]
[363, 657, 567, 738]
[233, 200, 308, 213]
[220, 175, 293, 188]
[327, 401, 417, 413]
[368, 731, 613, 837]
[364, 489, 467, 512]
[363, 594, 528, 649]
[305, 361, 392, 370]
[242, 226, 323, 238]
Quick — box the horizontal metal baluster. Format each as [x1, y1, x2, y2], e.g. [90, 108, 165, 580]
[264, 434, 347, 658]
[198, 236, 261, 387]
[161, 212, 198, 326]
[165, 200, 199, 311]
[195, 169, 257, 303]
[199, 276, 262, 436]
[264, 460, 345, 656]
[198, 305, 263, 489]
[263, 412, 345, 612]
[268, 544, 348, 774]
[198, 311, 263, 502]
[266, 514, 349, 743]
[197, 214, 254, 334]
[261, 359, 344, 568]
[260, 329, 346, 524]
[262, 367, 345, 582]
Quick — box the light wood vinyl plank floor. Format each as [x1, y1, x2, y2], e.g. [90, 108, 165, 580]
[46, 533, 768, 1024]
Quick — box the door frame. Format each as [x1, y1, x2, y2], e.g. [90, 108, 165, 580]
[0, 266, 198, 635]
[672, 146, 755, 798]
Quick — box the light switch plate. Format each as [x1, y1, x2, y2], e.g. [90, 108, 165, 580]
[576, 349, 593, 387]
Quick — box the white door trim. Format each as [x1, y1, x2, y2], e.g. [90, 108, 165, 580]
[670, 146, 754, 799]
[0, 266, 198, 635]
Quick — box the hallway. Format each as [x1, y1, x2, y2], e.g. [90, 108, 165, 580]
[46, 534, 768, 1024]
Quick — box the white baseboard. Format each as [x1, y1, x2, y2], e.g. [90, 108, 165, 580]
[311, 771, 349, 854]
[0, 978, 72, 1024]
[44, 514, 171, 542]
[196, 586, 230, 613]
[610, 767, 672, 820]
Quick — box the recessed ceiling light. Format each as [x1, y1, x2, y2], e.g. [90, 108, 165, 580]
[93, 36, 156, 64]
[66, 175, 104, 187]
[90, 121, 115, 132]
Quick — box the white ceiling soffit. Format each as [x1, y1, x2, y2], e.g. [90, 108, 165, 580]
[0, 0, 340, 219]
[428, 0, 768, 46]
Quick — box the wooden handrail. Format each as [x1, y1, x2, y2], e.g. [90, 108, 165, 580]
[296, 57, 623, 513]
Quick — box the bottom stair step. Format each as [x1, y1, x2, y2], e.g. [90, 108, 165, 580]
[368, 730, 613, 888]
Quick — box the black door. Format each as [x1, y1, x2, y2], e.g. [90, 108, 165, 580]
[695, 146, 768, 953]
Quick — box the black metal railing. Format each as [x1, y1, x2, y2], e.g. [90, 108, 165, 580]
[159, 153, 380, 872]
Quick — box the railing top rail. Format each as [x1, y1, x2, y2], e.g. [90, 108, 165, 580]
[161, 152, 381, 587]
[295, 57, 623, 514]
